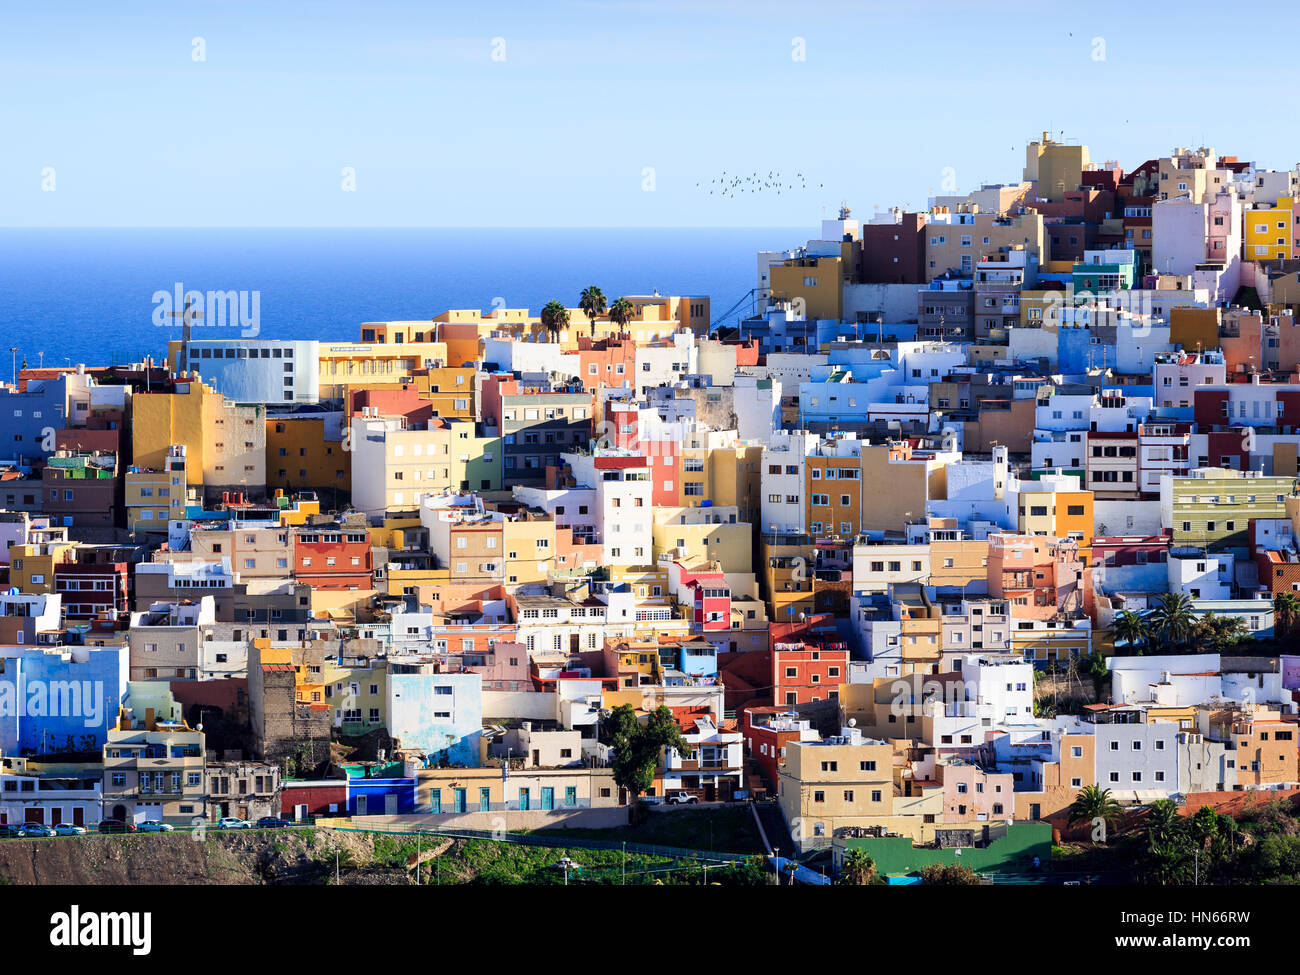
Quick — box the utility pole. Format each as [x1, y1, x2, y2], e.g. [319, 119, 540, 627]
[335, 848, 340, 885]
[622, 841, 626, 885]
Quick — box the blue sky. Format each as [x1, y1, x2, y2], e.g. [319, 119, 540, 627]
[3, 0, 1296, 227]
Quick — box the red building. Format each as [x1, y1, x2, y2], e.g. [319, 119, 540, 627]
[743, 705, 817, 793]
[671, 560, 730, 632]
[349, 385, 436, 425]
[576, 337, 637, 393]
[280, 778, 348, 821]
[54, 557, 130, 619]
[857, 211, 927, 284]
[772, 640, 849, 708]
[293, 525, 374, 590]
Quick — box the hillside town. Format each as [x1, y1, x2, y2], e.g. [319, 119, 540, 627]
[8, 134, 1300, 885]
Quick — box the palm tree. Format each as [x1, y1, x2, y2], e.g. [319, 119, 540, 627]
[838, 848, 879, 886]
[1144, 799, 1183, 849]
[1274, 591, 1299, 640]
[1147, 592, 1197, 652]
[1192, 612, 1249, 652]
[1068, 785, 1125, 840]
[540, 300, 570, 343]
[1143, 843, 1192, 886]
[1112, 610, 1149, 654]
[1189, 805, 1220, 850]
[579, 286, 607, 331]
[608, 296, 634, 332]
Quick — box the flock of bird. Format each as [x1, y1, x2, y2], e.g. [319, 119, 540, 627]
[697, 169, 822, 197]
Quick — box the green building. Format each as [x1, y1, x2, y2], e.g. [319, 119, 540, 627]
[1160, 468, 1296, 552]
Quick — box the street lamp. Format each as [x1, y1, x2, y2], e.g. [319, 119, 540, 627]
[554, 855, 581, 885]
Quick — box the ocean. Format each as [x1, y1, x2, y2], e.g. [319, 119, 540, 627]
[0, 227, 802, 370]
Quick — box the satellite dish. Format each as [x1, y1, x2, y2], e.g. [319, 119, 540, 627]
[196, 723, 203, 732]
[847, 718, 857, 727]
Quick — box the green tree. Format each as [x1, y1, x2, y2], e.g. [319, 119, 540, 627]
[1191, 612, 1249, 652]
[1067, 785, 1125, 839]
[1112, 610, 1149, 654]
[1275, 592, 1300, 640]
[541, 300, 570, 342]
[920, 862, 982, 885]
[1189, 805, 1221, 851]
[1144, 799, 1184, 850]
[837, 848, 879, 886]
[608, 296, 635, 331]
[1086, 651, 1110, 699]
[1143, 843, 1193, 885]
[1147, 592, 1197, 652]
[605, 704, 693, 802]
[579, 286, 607, 329]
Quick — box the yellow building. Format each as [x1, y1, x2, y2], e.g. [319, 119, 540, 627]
[411, 366, 477, 420]
[1245, 197, 1294, 262]
[502, 513, 556, 586]
[760, 536, 816, 623]
[318, 328, 451, 401]
[132, 380, 263, 493]
[768, 255, 845, 322]
[124, 444, 189, 534]
[266, 415, 350, 495]
[651, 506, 752, 571]
[928, 534, 990, 590]
[7, 540, 75, 594]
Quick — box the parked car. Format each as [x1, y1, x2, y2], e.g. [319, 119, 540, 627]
[666, 792, 700, 805]
[97, 819, 137, 834]
[137, 821, 174, 833]
[20, 824, 56, 837]
[0, 824, 25, 839]
[216, 817, 251, 830]
[53, 823, 87, 836]
[256, 817, 292, 829]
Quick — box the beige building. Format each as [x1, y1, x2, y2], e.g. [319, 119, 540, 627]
[652, 505, 752, 571]
[102, 697, 206, 825]
[159, 524, 292, 580]
[778, 731, 941, 849]
[924, 210, 1048, 281]
[1024, 132, 1090, 202]
[1156, 147, 1234, 204]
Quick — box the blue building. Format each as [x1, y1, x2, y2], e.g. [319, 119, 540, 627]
[386, 670, 482, 767]
[346, 776, 417, 816]
[0, 374, 72, 464]
[0, 645, 128, 756]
